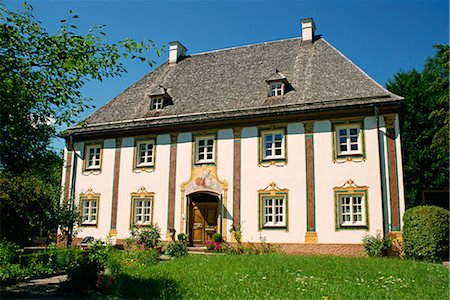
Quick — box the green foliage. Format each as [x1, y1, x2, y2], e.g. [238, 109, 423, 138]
[402, 205, 449, 262]
[212, 233, 223, 242]
[129, 224, 161, 249]
[99, 254, 449, 299]
[165, 242, 188, 258]
[362, 232, 392, 257]
[177, 233, 189, 244]
[386, 45, 449, 208]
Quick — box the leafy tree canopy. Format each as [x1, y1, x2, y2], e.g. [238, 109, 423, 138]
[0, 2, 160, 171]
[386, 44, 449, 208]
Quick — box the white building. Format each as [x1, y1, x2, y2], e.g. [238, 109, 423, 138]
[62, 18, 405, 255]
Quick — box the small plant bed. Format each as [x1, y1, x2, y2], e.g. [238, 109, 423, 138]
[98, 254, 449, 299]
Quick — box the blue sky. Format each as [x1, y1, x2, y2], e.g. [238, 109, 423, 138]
[3, 1, 449, 150]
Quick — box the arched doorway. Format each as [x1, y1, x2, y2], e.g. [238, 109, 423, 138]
[187, 192, 220, 246]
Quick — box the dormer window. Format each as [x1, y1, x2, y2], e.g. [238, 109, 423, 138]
[151, 97, 164, 110]
[266, 70, 288, 98]
[270, 82, 283, 97]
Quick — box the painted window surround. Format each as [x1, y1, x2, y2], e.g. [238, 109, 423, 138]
[133, 137, 156, 172]
[258, 183, 289, 231]
[79, 190, 100, 227]
[83, 142, 103, 174]
[334, 184, 369, 231]
[193, 134, 216, 165]
[332, 120, 366, 162]
[258, 127, 287, 166]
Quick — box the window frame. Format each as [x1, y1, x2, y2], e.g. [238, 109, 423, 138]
[130, 188, 155, 227]
[79, 191, 100, 227]
[134, 138, 156, 170]
[270, 82, 283, 97]
[259, 128, 287, 165]
[83, 142, 103, 173]
[258, 187, 289, 231]
[332, 121, 366, 161]
[151, 97, 164, 110]
[194, 135, 216, 165]
[334, 187, 369, 231]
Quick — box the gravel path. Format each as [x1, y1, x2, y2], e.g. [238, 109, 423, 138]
[1, 275, 68, 299]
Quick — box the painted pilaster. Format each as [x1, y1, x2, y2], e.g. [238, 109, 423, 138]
[167, 133, 178, 239]
[304, 122, 318, 243]
[63, 143, 73, 207]
[109, 138, 122, 236]
[232, 128, 242, 230]
[384, 115, 402, 238]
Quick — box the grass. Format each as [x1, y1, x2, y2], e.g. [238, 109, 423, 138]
[104, 253, 449, 299]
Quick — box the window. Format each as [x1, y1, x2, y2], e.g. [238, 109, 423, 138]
[263, 131, 285, 160]
[334, 182, 368, 230]
[85, 143, 102, 170]
[136, 140, 155, 167]
[258, 183, 288, 230]
[195, 136, 215, 164]
[335, 124, 362, 156]
[81, 199, 98, 225]
[270, 82, 283, 97]
[151, 97, 164, 110]
[262, 196, 285, 227]
[132, 198, 153, 225]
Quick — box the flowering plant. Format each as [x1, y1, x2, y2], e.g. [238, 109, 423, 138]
[129, 224, 161, 249]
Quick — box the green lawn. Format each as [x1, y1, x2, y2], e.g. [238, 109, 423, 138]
[106, 253, 449, 299]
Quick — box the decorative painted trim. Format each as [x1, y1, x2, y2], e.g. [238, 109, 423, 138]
[180, 165, 228, 239]
[110, 138, 122, 232]
[79, 188, 101, 227]
[167, 133, 178, 234]
[305, 122, 316, 233]
[385, 115, 401, 231]
[232, 128, 242, 229]
[258, 127, 288, 167]
[257, 182, 289, 231]
[129, 187, 155, 228]
[82, 141, 104, 175]
[333, 179, 369, 231]
[132, 136, 157, 173]
[331, 119, 366, 163]
[304, 231, 318, 244]
[63, 146, 73, 206]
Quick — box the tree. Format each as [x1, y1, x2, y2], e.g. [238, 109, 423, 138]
[0, 3, 159, 245]
[386, 45, 449, 208]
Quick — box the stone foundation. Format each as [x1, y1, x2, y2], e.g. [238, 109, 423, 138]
[273, 243, 365, 257]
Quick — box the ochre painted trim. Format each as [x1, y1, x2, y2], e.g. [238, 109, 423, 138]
[304, 231, 318, 244]
[331, 119, 366, 163]
[257, 183, 289, 231]
[63, 149, 73, 206]
[258, 127, 288, 167]
[167, 133, 178, 233]
[82, 141, 104, 175]
[129, 187, 155, 228]
[333, 180, 369, 231]
[110, 138, 122, 231]
[305, 122, 316, 232]
[233, 128, 242, 229]
[132, 136, 157, 173]
[79, 188, 101, 227]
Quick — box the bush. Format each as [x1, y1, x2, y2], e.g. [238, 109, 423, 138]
[130, 224, 161, 249]
[403, 205, 449, 262]
[362, 232, 392, 257]
[165, 242, 188, 258]
[212, 233, 222, 242]
[177, 233, 189, 244]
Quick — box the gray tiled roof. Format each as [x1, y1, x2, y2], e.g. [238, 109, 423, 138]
[67, 37, 402, 134]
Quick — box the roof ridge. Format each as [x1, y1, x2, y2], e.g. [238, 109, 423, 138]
[190, 36, 302, 56]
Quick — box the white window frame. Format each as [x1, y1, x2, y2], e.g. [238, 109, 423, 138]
[336, 124, 362, 156]
[85, 144, 102, 170]
[262, 130, 285, 160]
[133, 198, 153, 226]
[262, 196, 286, 227]
[136, 140, 155, 167]
[81, 199, 98, 225]
[151, 97, 164, 110]
[339, 194, 366, 227]
[270, 82, 283, 97]
[195, 135, 215, 164]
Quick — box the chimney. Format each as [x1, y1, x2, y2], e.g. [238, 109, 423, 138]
[169, 41, 187, 65]
[301, 18, 316, 43]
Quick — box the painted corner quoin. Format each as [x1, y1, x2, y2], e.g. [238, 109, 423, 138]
[304, 122, 318, 243]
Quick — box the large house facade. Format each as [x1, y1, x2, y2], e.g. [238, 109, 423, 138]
[62, 19, 405, 254]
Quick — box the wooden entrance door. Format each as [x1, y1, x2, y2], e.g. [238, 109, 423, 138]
[190, 201, 218, 246]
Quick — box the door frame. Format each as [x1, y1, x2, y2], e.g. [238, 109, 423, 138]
[186, 191, 222, 246]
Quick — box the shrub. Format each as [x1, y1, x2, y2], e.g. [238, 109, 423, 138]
[177, 233, 189, 244]
[403, 205, 449, 262]
[362, 232, 392, 257]
[0, 240, 22, 265]
[165, 242, 188, 258]
[212, 233, 222, 242]
[130, 224, 161, 249]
